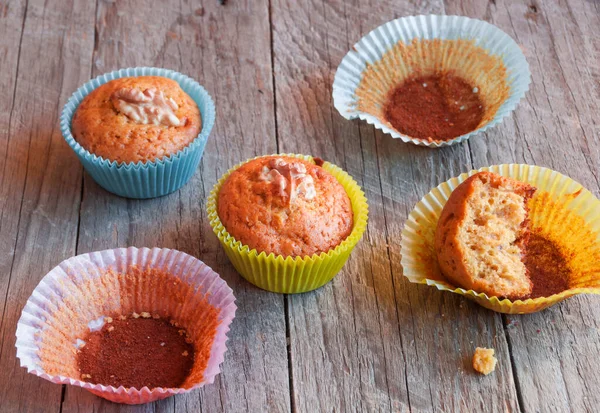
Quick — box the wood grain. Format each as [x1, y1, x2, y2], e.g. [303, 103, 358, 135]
[60, 1, 290, 412]
[444, 0, 600, 411]
[0, 0, 95, 412]
[271, 0, 518, 412]
[0, 0, 598, 412]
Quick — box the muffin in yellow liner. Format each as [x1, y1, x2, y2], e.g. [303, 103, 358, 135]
[207, 154, 368, 294]
[401, 164, 600, 314]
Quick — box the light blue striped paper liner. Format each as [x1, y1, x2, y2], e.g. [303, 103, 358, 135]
[332, 15, 531, 147]
[60, 67, 216, 198]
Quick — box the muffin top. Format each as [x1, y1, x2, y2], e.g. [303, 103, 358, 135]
[72, 76, 201, 164]
[217, 156, 354, 257]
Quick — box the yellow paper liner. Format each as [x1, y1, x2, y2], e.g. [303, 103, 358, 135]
[401, 164, 600, 314]
[207, 154, 369, 293]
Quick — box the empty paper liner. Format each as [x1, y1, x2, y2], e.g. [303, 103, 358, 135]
[401, 164, 600, 314]
[333, 15, 530, 147]
[15, 247, 236, 404]
[207, 154, 369, 294]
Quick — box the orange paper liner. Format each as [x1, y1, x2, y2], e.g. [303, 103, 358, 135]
[16, 247, 236, 404]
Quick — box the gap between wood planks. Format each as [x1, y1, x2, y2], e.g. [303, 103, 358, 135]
[267, 0, 296, 412]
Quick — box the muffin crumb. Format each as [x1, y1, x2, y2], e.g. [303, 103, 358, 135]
[473, 347, 497, 375]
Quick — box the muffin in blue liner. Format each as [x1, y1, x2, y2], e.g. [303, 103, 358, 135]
[60, 67, 216, 199]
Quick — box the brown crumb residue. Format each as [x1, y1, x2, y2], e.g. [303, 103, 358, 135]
[527, 190, 600, 293]
[38, 266, 222, 390]
[384, 73, 485, 141]
[525, 231, 571, 298]
[77, 315, 195, 389]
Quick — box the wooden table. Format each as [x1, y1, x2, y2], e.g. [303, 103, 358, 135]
[0, 0, 598, 412]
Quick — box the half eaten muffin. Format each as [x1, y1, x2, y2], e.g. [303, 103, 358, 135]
[435, 171, 536, 299]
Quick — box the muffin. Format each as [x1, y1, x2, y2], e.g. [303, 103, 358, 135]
[208, 154, 368, 293]
[72, 76, 201, 164]
[217, 156, 353, 257]
[435, 171, 536, 299]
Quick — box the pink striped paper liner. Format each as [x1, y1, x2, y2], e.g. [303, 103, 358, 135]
[15, 247, 236, 404]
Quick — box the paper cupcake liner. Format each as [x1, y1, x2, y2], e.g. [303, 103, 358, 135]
[333, 15, 531, 147]
[401, 165, 600, 314]
[60, 67, 216, 199]
[207, 154, 369, 294]
[15, 247, 236, 404]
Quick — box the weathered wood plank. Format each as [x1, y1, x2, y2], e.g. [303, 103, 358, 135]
[61, 1, 290, 412]
[271, 0, 519, 412]
[0, 0, 28, 346]
[444, 0, 600, 411]
[0, 0, 95, 412]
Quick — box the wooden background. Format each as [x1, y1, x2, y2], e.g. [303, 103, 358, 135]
[0, 0, 598, 412]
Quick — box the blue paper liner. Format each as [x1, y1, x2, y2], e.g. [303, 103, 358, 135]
[333, 15, 531, 147]
[60, 67, 216, 198]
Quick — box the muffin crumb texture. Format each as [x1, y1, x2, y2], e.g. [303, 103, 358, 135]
[217, 156, 353, 257]
[473, 347, 497, 375]
[72, 76, 201, 164]
[435, 172, 536, 299]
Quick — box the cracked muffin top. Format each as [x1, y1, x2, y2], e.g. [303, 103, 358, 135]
[72, 76, 201, 164]
[217, 156, 354, 258]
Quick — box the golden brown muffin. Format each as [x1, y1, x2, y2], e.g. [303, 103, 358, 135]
[72, 76, 201, 164]
[217, 156, 353, 257]
[435, 172, 536, 299]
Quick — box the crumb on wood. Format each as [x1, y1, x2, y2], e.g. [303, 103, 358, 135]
[473, 347, 497, 375]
